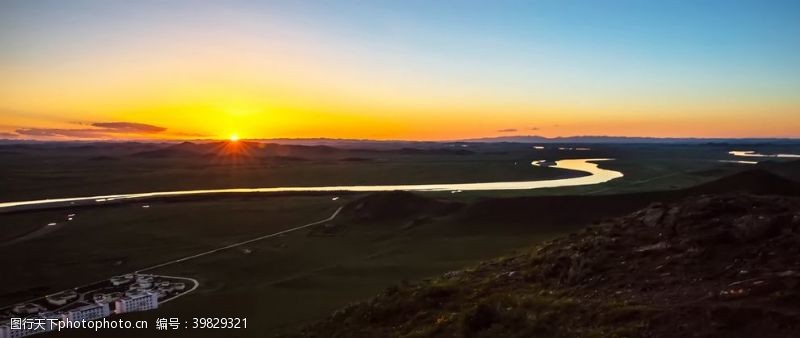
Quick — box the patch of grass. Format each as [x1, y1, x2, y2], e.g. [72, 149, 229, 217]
[0, 196, 340, 305]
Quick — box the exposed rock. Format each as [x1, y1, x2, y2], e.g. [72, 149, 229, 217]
[635, 241, 669, 253]
[642, 205, 665, 227]
[290, 195, 800, 338]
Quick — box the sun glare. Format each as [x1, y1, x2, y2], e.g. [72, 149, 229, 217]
[229, 134, 239, 142]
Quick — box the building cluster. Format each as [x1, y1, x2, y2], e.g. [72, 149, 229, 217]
[0, 303, 113, 338]
[44, 291, 77, 307]
[0, 274, 187, 338]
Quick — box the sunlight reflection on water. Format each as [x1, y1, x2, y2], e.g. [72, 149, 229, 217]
[729, 150, 800, 158]
[0, 159, 623, 210]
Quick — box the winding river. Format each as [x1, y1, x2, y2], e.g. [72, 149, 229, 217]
[0, 158, 623, 211]
[729, 150, 800, 158]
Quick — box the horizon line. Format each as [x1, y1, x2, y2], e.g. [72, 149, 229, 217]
[2, 134, 800, 144]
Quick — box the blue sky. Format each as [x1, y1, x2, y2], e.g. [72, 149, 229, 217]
[1, 0, 799, 139]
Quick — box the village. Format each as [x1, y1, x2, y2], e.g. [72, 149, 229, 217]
[0, 274, 197, 337]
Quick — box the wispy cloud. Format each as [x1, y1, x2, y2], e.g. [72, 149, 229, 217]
[172, 131, 212, 138]
[91, 122, 166, 133]
[0, 132, 18, 138]
[497, 128, 517, 133]
[15, 128, 102, 138]
[529, 127, 540, 131]
[15, 122, 169, 139]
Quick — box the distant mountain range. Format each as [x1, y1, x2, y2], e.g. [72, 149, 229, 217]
[458, 135, 800, 144]
[1, 135, 799, 145]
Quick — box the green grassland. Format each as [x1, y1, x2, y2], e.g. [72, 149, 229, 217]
[5, 142, 797, 202]
[1, 142, 798, 337]
[0, 144, 577, 201]
[431, 143, 800, 200]
[0, 196, 340, 306]
[114, 220, 554, 337]
[2, 194, 567, 337]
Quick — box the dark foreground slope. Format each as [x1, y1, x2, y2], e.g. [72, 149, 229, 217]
[291, 194, 800, 337]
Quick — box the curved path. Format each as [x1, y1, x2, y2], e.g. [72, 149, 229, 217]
[135, 206, 343, 274]
[1, 207, 342, 309]
[156, 275, 200, 304]
[0, 158, 623, 211]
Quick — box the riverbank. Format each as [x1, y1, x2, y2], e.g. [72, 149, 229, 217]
[0, 159, 621, 212]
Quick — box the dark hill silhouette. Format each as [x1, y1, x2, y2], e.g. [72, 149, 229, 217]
[686, 168, 800, 195]
[123, 141, 479, 160]
[393, 147, 474, 155]
[328, 169, 800, 239]
[166, 141, 205, 152]
[759, 159, 800, 182]
[291, 194, 800, 337]
[456, 169, 800, 229]
[300, 168, 800, 337]
[130, 141, 258, 158]
[130, 148, 201, 158]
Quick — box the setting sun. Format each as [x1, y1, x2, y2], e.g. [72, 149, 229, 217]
[229, 134, 239, 142]
[1, 1, 798, 141]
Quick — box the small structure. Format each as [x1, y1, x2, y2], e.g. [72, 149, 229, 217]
[155, 281, 186, 295]
[62, 303, 110, 322]
[92, 292, 121, 304]
[11, 303, 40, 315]
[109, 274, 133, 286]
[134, 275, 153, 288]
[115, 291, 158, 314]
[45, 291, 77, 306]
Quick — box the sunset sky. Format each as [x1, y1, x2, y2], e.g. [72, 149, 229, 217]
[1, 0, 799, 141]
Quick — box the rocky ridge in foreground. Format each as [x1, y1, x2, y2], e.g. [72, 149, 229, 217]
[291, 194, 800, 337]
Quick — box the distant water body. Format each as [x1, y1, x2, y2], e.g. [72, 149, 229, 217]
[729, 150, 800, 158]
[0, 158, 623, 211]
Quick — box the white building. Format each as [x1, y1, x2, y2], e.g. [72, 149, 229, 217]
[114, 291, 158, 314]
[62, 303, 110, 322]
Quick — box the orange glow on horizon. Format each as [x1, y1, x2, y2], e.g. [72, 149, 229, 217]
[1, 1, 798, 141]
